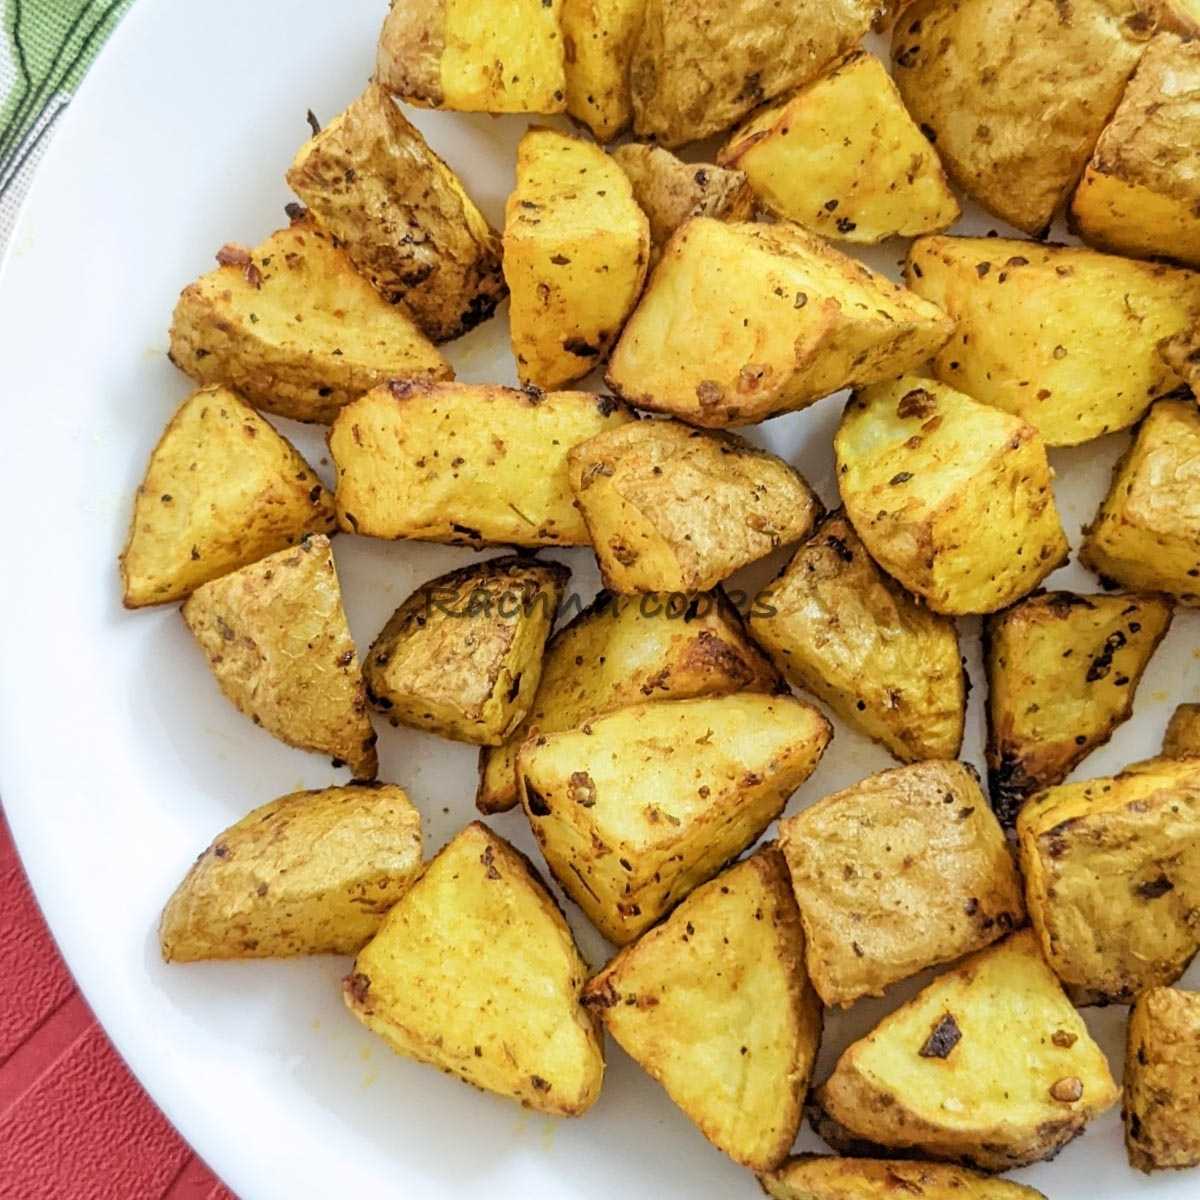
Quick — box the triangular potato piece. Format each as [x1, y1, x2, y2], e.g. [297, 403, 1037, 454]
[182, 534, 377, 778]
[583, 849, 821, 1170]
[814, 929, 1119, 1172]
[344, 822, 604, 1115]
[120, 385, 336, 608]
[761, 1155, 1047, 1200]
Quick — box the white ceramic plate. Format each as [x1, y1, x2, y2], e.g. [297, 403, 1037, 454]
[1, 2, 1197, 1196]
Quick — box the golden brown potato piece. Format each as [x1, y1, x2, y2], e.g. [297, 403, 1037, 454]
[1125, 986, 1200, 1172]
[120, 386, 336, 609]
[562, 0, 646, 140]
[582, 850, 822, 1170]
[906, 236, 1200, 447]
[891, 0, 1158, 235]
[344, 822, 603, 1115]
[760, 1156, 1047, 1200]
[719, 51, 959, 244]
[1016, 758, 1200, 1002]
[630, 0, 880, 147]
[160, 784, 421, 961]
[836, 378, 1068, 616]
[568, 419, 823, 594]
[182, 535, 377, 778]
[779, 762, 1023, 1008]
[167, 217, 452, 424]
[287, 84, 505, 343]
[1164, 703, 1200, 758]
[518, 693, 831, 943]
[984, 591, 1173, 828]
[814, 929, 1120, 1171]
[477, 587, 783, 814]
[364, 556, 568, 745]
[1161, 325, 1200, 391]
[329, 381, 631, 547]
[504, 129, 649, 389]
[750, 512, 964, 763]
[607, 218, 953, 428]
[1081, 398, 1200, 601]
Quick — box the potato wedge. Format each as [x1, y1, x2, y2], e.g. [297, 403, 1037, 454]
[985, 591, 1173, 828]
[906, 236, 1200, 446]
[160, 784, 421, 961]
[1164, 703, 1200, 758]
[329, 381, 632, 547]
[750, 511, 964, 763]
[477, 587, 783, 814]
[120, 386, 336, 608]
[344, 822, 603, 1115]
[582, 849, 821, 1170]
[364, 556, 568, 745]
[814, 929, 1120, 1171]
[518, 693, 831, 943]
[606, 218, 953, 428]
[182, 535, 377, 778]
[836, 378, 1068, 615]
[568, 419, 823, 594]
[891, 0, 1158, 235]
[761, 1156, 1047, 1200]
[167, 217, 452, 424]
[504, 129, 649, 389]
[287, 84, 505, 343]
[779, 762, 1023, 1007]
[562, 0, 646, 141]
[1016, 758, 1200, 1002]
[719, 51, 959, 244]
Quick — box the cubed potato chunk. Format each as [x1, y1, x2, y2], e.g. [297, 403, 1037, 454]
[750, 511, 964, 763]
[364, 556, 568, 745]
[568, 419, 823, 594]
[835, 378, 1069, 615]
[504, 129, 649, 389]
[814, 929, 1120, 1171]
[607, 218, 953, 428]
[182, 535, 377, 778]
[344, 822, 604, 1115]
[761, 1156, 1048, 1200]
[328, 382, 632, 547]
[907, 236, 1200, 446]
[582, 850, 822, 1170]
[719, 50, 959, 244]
[1164, 703, 1200, 758]
[562, 0, 646, 140]
[120, 386, 336, 608]
[160, 784, 421, 961]
[518, 693, 831, 943]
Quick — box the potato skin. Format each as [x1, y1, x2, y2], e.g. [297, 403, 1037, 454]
[160, 784, 421, 961]
[364, 556, 569, 745]
[760, 1155, 1047, 1200]
[562, 0, 646, 140]
[1164, 703, 1200, 758]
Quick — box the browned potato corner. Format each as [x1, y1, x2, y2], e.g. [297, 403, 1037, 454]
[760, 1155, 1048, 1199]
[1164, 703, 1200, 758]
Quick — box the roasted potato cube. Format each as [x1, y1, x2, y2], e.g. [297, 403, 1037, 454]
[376, 0, 567, 114]
[985, 591, 1173, 828]
[1164, 703, 1200, 758]
[504, 129, 649, 389]
[750, 512, 964, 763]
[1125, 986, 1200, 1172]
[568, 419, 823, 594]
[582, 850, 822, 1170]
[761, 1156, 1048, 1200]
[120, 386, 336, 608]
[1081, 398, 1200, 600]
[779, 762, 1023, 1007]
[891, 0, 1158, 235]
[182, 535, 377, 778]
[814, 929, 1120, 1171]
[287, 84, 505, 343]
[630, 0, 880, 147]
[562, 0, 646, 140]
[344, 822, 604, 1115]
[906, 236, 1200, 447]
[364, 556, 568, 744]
[836, 378, 1068, 615]
[477, 587, 783, 814]
[1016, 758, 1200, 1002]
[719, 50, 959, 244]
[329, 382, 632, 547]
[606, 218, 953, 428]
[168, 217, 452, 424]
[160, 784, 421, 961]
[518, 693, 831, 943]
